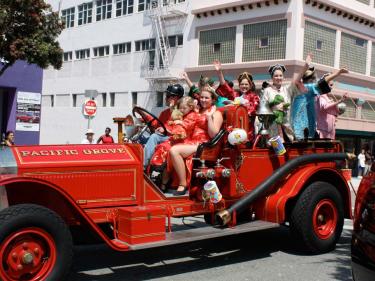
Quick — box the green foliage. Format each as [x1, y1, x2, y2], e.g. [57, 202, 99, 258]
[0, 0, 64, 75]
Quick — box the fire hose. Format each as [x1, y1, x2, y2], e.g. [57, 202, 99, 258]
[216, 152, 352, 226]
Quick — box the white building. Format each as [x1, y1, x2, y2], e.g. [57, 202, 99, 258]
[43, 0, 375, 154]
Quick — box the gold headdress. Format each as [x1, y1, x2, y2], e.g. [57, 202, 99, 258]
[237, 72, 253, 84]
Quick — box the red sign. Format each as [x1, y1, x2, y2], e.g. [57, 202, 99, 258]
[13, 144, 135, 166]
[83, 99, 97, 116]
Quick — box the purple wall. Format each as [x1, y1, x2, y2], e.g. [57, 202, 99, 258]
[0, 61, 43, 145]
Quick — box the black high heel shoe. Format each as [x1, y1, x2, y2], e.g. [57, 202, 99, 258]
[160, 183, 168, 193]
[173, 185, 187, 196]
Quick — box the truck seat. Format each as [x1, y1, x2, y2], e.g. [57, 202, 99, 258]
[194, 129, 226, 161]
[194, 105, 249, 162]
[219, 105, 249, 132]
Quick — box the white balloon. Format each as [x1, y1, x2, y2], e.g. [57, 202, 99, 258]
[337, 102, 346, 115]
[228, 129, 248, 145]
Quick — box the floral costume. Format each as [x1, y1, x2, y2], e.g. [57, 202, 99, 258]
[290, 83, 321, 139]
[263, 84, 298, 141]
[216, 82, 259, 139]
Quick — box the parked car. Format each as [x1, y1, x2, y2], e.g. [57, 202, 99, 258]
[16, 112, 39, 123]
[352, 163, 375, 281]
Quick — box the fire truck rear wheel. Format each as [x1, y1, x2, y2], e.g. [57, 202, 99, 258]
[289, 181, 344, 254]
[0, 204, 73, 281]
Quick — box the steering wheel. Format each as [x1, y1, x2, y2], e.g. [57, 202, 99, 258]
[132, 106, 167, 141]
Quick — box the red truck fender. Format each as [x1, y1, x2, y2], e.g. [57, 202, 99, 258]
[263, 166, 351, 223]
[0, 176, 130, 251]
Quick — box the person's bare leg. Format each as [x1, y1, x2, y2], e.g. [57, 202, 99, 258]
[170, 145, 197, 191]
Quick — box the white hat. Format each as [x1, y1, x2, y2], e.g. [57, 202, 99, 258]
[86, 128, 94, 135]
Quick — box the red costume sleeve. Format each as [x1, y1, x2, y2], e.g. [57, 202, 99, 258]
[215, 82, 238, 100]
[142, 108, 172, 133]
[170, 124, 187, 140]
[181, 112, 197, 136]
[243, 92, 260, 116]
[158, 108, 171, 124]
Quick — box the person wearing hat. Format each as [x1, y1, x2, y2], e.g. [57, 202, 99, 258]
[262, 54, 313, 142]
[181, 71, 230, 109]
[81, 128, 96, 144]
[143, 84, 184, 170]
[214, 59, 259, 140]
[290, 60, 349, 140]
[315, 74, 348, 139]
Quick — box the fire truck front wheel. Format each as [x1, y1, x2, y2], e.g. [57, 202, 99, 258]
[0, 204, 73, 281]
[289, 181, 344, 254]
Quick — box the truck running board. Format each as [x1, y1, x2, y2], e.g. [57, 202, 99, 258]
[114, 219, 279, 251]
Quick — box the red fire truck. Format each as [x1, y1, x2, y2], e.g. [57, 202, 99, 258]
[0, 105, 352, 281]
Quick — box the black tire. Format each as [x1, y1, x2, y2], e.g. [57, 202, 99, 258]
[0, 204, 73, 281]
[289, 181, 344, 254]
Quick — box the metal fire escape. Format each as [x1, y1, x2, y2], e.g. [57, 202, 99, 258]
[144, 0, 188, 87]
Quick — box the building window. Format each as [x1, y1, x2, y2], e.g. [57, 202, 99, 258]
[168, 36, 176, 47]
[116, 0, 134, 16]
[102, 93, 107, 107]
[199, 26, 236, 65]
[72, 94, 77, 107]
[93, 45, 110, 57]
[61, 7, 75, 28]
[177, 34, 183, 46]
[96, 0, 112, 21]
[42, 95, 54, 107]
[356, 0, 370, 5]
[259, 37, 269, 48]
[213, 43, 221, 53]
[78, 2, 93, 25]
[355, 38, 366, 47]
[75, 49, 90, 60]
[167, 34, 183, 47]
[132, 92, 138, 106]
[113, 42, 131, 54]
[110, 92, 115, 107]
[63, 51, 73, 62]
[138, 0, 151, 12]
[303, 21, 335, 67]
[149, 50, 155, 69]
[340, 33, 367, 74]
[316, 40, 323, 51]
[156, 92, 164, 107]
[135, 39, 156, 51]
[243, 20, 287, 63]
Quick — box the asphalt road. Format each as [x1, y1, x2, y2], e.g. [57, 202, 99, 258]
[68, 178, 362, 281]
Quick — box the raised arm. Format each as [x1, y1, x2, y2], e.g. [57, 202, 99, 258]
[180, 71, 194, 88]
[320, 93, 348, 111]
[213, 59, 226, 85]
[324, 67, 349, 83]
[293, 53, 313, 85]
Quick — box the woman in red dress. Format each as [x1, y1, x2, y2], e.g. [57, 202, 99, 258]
[213, 60, 259, 140]
[150, 97, 198, 179]
[169, 87, 224, 195]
